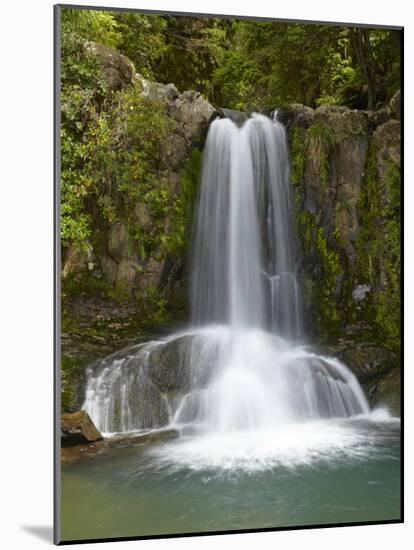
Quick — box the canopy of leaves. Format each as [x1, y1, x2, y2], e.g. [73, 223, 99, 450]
[60, 7, 400, 111]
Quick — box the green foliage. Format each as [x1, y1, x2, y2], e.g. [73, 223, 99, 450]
[334, 199, 356, 241]
[61, 8, 121, 48]
[60, 32, 108, 250]
[112, 13, 167, 79]
[138, 285, 170, 327]
[304, 121, 335, 189]
[60, 30, 173, 253]
[290, 121, 334, 191]
[154, 16, 231, 98]
[61, 8, 400, 110]
[212, 49, 263, 110]
[290, 127, 306, 187]
[89, 85, 173, 213]
[212, 22, 352, 109]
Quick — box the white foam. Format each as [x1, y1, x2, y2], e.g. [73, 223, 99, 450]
[147, 418, 387, 473]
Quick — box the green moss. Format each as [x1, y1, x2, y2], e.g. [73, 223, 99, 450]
[290, 126, 306, 187]
[296, 211, 343, 338]
[292, 120, 400, 351]
[61, 355, 84, 412]
[292, 121, 343, 338]
[165, 148, 203, 255]
[354, 142, 401, 352]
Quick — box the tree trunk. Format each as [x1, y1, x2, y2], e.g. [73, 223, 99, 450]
[349, 28, 377, 111]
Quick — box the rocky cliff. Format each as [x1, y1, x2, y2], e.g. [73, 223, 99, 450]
[279, 95, 401, 412]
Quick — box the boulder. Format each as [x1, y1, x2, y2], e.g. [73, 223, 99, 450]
[134, 202, 151, 227]
[277, 103, 315, 128]
[61, 410, 103, 446]
[168, 90, 217, 142]
[85, 42, 135, 91]
[159, 129, 189, 170]
[367, 106, 392, 127]
[325, 342, 398, 383]
[147, 335, 192, 392]
[135, 73, 173, 103]
[136, 74, 216, 144]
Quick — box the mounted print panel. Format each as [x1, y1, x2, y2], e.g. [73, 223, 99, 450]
[55, 4, 402, 545]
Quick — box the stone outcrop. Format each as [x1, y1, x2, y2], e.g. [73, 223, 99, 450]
[279, 94, 400, 336]
[61, 410, 103, 446]
[85, 42, 134, 91]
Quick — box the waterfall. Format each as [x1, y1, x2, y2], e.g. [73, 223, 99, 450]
[82, 113, 370, 437]
[191, 115, 301, 337]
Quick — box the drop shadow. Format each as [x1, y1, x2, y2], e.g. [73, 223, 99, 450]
[21, 525, 53, 543]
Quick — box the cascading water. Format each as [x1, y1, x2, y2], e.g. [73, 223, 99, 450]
[82, 113, 375, 468]
[191, 115, 301, 336]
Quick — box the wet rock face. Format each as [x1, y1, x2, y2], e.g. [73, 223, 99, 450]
[323, 341, 400, 415]
[147, 335, 194, 392]
[77, 337, 196, 433]
[371, 368, 400, 417]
